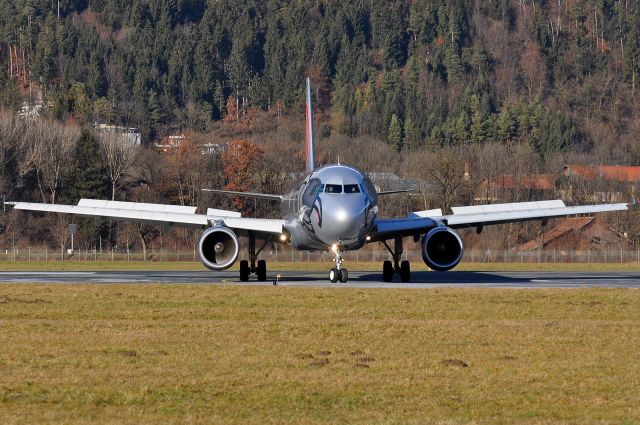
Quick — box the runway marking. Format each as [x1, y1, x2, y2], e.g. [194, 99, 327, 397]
[0, 272, 96, 276]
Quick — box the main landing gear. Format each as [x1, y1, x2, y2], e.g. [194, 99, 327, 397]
[239, 232, 269, 281]
[381, 237, 411, 283]
[329, 244, 349, 283]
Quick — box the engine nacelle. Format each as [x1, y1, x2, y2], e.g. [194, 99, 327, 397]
[198, 226, 239, 271]
[422, 227, 464, 271]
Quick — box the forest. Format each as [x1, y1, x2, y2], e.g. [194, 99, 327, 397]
[0, 0, 639, 253]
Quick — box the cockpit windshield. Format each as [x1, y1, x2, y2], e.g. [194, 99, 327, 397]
[324, 184, 342, 194]
[344, 184, 360, 193]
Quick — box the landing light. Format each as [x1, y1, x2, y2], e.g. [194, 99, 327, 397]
[331, 244, 338, 253]
[279, 233, 288, 242]
[365, 235, 371, 241]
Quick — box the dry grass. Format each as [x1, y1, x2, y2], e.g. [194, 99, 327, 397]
[0, 285, 639, 424]
[2, 260, 640, 272]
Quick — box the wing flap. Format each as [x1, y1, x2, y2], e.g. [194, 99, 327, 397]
[450, 200, 565, 215]
[77, 198, 199, 214]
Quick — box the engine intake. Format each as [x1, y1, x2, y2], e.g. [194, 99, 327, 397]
[198, 226, 239, 270]
[422, 227, 463, 271]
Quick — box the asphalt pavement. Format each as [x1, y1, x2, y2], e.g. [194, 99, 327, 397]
[0, 270, 639, 288]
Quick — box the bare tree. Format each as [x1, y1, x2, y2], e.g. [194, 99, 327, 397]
[97, 131, 139, 200]
[48, 214, 71, 260]
[20, 119, 80, 204]
[0, 111, 26, 196]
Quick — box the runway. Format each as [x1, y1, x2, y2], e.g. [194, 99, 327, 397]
[0, 270, 639, 288]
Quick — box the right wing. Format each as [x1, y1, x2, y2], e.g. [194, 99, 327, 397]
[6, 198, 285, 238]
[372, 200, 628, 241]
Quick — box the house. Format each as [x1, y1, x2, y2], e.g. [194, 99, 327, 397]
[518, 217, 625, 252]
[94, 123, 141, 145]
[474, 174, 556, 203]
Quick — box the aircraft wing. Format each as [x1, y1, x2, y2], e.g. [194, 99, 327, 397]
[6, 199, 285, 238]
[372, 200, 628, 241]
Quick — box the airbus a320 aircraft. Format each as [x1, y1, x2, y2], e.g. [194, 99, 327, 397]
[7, 79, 629, 283]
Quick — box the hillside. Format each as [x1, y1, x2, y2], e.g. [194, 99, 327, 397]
[0, 0, 638, 162]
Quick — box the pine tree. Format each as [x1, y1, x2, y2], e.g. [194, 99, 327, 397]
[403, 117, 421, 151]
[63, 130, 109, 203]
[444, 47, 463, 84]
[387, 114, 403, 150]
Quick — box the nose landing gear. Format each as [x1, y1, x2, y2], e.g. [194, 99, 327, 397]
[329, 244, 348, 283]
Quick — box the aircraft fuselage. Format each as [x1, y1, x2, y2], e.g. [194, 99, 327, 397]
[281, 164, 378, 251]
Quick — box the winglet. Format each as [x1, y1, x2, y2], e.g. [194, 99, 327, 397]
[305, 77, 315, 173]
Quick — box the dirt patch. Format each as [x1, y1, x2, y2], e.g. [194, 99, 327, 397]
[442, 359, 468, 367]
[350, 350, 366, 356]
[354, 363, 370, 368]
[120, 350, 138, 358]
[308, 358, 329, 367]
[500, 355, 517, 361]
[317, 350, 331, 356]
[0, 296, 51, 304]
[358, 357, 375, 363]
[296, 353, 314, 360]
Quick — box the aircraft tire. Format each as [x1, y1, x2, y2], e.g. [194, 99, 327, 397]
[383, 261, 394, 282]
[329, 268, 339, 283]
[400, 261, 411, 282]
[239, 260, 250, 281]
[339, 268, 349, 283]
[257, 260, 267, 281]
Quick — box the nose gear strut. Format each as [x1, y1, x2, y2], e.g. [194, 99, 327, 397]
[329, 244, 348, 283]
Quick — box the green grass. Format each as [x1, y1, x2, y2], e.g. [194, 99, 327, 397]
[1, 260, 640, 272]
[0, 284, 639, 424]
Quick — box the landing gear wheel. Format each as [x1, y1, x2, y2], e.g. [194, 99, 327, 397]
[256, 260, 267, 281]
[400, 260, 411, 283]
[329, 268, 339, 283]
[339, 268, 349, 283]
[383, 260, 394, 282]
[239, 260, 249, 281]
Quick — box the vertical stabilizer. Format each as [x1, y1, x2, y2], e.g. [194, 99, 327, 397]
[305, 77, 316, 172]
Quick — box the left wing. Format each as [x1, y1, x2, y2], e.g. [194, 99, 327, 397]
[372, 200, 628, 241]
[6, 198, 285, 237]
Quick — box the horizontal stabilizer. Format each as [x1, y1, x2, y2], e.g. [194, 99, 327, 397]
[377, 189, 414, 196]
[202, 189, 282, 201]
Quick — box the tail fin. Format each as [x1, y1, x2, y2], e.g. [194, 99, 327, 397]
[305, 77, 316, 173]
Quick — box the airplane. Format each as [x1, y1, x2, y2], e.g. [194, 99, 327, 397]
[5, 78, 629, 283]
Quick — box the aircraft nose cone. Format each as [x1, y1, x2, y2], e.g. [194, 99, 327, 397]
[318, 197, 367, 244]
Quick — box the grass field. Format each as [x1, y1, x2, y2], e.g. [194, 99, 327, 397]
[2, 260, 640, 272]
[0, 284, 639, 424]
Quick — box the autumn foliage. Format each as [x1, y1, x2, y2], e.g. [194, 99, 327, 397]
[221, 139, 263, 211]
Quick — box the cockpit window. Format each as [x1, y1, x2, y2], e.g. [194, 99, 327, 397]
[344, 184, 360, 193]
[324, 184, 342, 193]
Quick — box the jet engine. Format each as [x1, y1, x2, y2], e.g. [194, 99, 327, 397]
[421, 227, 464, 271]
[198, 226, 239, 271]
